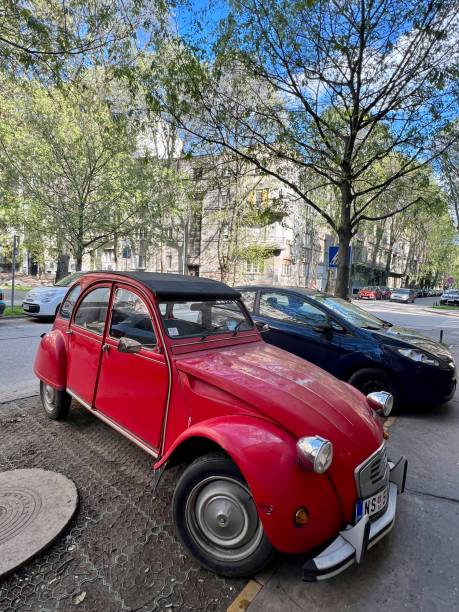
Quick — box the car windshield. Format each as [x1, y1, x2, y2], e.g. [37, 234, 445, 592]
[55, 272, 83, 287]
[158, 299, 253, 339]
[311, 295, 385, 330]
[395, 289, 409, 293]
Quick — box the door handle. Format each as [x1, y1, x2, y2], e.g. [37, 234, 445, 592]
[65, 329, 73, 335]
[102, 344, 110, 353]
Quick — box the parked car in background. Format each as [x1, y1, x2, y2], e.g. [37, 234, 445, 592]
[389, 288, 416, 303]
[0, 288, 5, 316]
[357, 286, 382, 300]
[34, 271, 408, 581]
[237, 285, 456, 409]
[380, 287, 392, 300]
[22, 272, 83, 319]
[440, 290, 459, 306]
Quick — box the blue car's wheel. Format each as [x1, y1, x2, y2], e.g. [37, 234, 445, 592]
[348, 368, 400, 410]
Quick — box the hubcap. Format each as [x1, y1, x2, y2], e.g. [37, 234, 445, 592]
[43, 385, 56, 413]
[185, 476, 263, 562]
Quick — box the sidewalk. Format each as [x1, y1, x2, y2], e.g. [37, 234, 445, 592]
[424, 307, 459, 318]
[245, 398, 459, 612]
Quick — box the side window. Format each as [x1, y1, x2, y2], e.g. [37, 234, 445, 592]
[73, 287, 110, 335]
[259, 292, 328, 327]
[60, 284, 81, 320]
[240, 291, 256, 313]
[110, 288, 157, 349]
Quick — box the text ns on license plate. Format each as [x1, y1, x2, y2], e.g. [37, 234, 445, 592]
[356, 486, 388, 522]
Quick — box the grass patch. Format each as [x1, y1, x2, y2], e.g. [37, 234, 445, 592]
[2, 305, 25, 317]
[2, 284, 32, 292]
[432, 304, 459, 310]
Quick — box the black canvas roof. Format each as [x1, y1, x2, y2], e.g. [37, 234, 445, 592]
[89, 271, 240, 300]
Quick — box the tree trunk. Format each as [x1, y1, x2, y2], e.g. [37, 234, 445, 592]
[55, 253, 69, 282]
[335, 181, 352, 299]
[75, 250, 83, 271]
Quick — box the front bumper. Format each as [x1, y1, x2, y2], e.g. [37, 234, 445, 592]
[22, 302, 41, 314]
[303, 456, 407, 581]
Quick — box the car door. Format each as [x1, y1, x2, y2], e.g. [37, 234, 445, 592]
[94, 284, 169, 452]
[67, 284, 112, 407]
[255, 290, 343, 373]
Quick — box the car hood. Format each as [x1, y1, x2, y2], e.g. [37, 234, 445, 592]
[369, 325, 453, 360]
[176, 341, 382, 461]
[26, 286, 64, 298]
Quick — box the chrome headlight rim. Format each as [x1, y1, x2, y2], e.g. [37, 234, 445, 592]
[367, 391, 393, 417]
[296, 435, 333, 474]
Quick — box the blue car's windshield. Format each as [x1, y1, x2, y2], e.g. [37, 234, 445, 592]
[311, 295, 385, 330]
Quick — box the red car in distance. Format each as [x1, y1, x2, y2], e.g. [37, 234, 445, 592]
[380, 287, 392, 300]
[34, 272, 407, 581]
[358, 286, 382, 300]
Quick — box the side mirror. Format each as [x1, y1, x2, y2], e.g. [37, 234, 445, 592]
[118, 337, 142, 354]
[312, 322, 333, 334]
[255, 320, 270, 332]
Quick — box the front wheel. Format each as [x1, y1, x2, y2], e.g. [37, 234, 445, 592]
[348, 367, 400, 411]
[40, 381, 71, 420]
[173, 452, 276, 577]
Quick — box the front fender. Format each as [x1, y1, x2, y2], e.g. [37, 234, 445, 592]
[156, 415, 343, 554]
[33, 330, 68, 390]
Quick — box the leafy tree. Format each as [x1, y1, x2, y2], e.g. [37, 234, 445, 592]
[0, 79, 162, 271]
[149, 0, 459, 297]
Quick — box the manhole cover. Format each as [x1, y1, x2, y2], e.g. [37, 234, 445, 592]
[0, 469, 78, 577]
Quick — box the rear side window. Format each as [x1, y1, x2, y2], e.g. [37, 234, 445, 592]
[73, 287, 110, 335]
[60, 284, 81, 320]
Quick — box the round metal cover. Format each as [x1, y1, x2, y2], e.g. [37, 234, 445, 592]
[0, 469, 78, 577]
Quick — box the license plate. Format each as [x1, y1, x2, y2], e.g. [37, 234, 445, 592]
[356, 486, 388, 522]
[23, 303, 30, 311]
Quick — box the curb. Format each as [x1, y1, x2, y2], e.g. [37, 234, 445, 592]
[0, 315, 28, 320]
[423, 308, 459, 318]
[227, 567, 275, 612]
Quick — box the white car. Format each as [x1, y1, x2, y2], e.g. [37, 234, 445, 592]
[22, 272, 83, 319]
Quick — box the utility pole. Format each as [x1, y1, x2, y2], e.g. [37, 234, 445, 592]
[11, 235, 19, 309]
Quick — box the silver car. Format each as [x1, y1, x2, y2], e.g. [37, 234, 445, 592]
[390, 288, 416, 303]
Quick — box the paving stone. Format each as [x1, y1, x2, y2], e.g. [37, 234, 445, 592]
[0, 397, 243, 611]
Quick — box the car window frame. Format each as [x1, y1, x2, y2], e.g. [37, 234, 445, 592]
[59, 282, 82, 320]
[107, 284, 158, 352]
[71, 283, 113, 337]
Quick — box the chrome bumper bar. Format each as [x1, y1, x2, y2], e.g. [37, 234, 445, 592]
[303, 456, 407, 581]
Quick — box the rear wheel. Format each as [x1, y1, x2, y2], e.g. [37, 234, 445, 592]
[348, 368, 400, 410]
[40, 381, 71, 420]
[173, 452, 276, 577]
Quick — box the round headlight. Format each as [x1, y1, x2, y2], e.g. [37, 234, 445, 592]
[367, 391, 393, 416]
[296, 436, 333, 474]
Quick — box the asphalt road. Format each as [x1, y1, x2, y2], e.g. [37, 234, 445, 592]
[0, 317, 52, 403]
[249, 297, 459, 612]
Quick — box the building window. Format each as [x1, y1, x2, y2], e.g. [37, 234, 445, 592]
[193, 167, 203, 180]
[246, 260, 264, 274]
[166, 254, 172, 269]
[221, 191, 230, 207]
[282, 262, 292, 276]
[222, 224, 229, 240]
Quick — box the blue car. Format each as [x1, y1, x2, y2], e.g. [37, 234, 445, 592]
[237, 285, 456, 408]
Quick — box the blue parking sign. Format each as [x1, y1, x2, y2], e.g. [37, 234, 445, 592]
[328, 245, 351, 268]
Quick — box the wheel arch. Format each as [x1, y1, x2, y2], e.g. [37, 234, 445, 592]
[155, 415, 342, 554]
[33, 329, 68, 390]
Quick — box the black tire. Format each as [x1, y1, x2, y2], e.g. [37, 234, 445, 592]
[40, 381, 71, 420]
[173, 452, 276, 578]
[348, 367, 400, 410]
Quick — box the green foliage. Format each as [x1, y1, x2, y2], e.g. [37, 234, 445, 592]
[237, 244, 278, 262]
